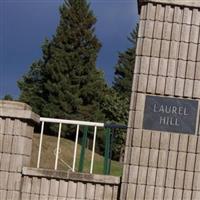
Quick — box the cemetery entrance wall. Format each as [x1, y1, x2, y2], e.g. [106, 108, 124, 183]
[120, 0, 200, 199]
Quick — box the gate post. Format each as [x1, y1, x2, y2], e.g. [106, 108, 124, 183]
[0, 101, 39, 200]
[121, 1, 200, 199]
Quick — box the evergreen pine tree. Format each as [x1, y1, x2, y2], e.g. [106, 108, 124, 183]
[108, 26, 138, 161]
[18, 59, 45, 114]
[18, 0, 107, 125]
[113, 26, 138, 99]
[3, 94, 13, 101]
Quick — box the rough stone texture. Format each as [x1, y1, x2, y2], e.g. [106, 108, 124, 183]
[121, 0, 200, 199]
[0, 101, 40, 123]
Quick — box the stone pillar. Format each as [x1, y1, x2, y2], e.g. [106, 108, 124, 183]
[0, 101, 39, 200]
[121, 0, 200, 199]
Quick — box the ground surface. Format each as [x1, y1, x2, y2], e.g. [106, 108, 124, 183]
[31, 133, 122, 176]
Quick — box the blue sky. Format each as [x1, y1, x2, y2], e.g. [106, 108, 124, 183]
[0, 0, 139, 99]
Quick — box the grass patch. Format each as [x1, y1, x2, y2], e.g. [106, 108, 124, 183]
[31, 133, 122, 176]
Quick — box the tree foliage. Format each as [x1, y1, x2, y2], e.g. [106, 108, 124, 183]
[100, 90, 129, 160]
[18, 0, 138, 161]
[113, 26, 138, 99]
[110, 27, 138, 160]
[3, 94, 13, 101]
[18, 60, 45, 114]
[18, 0, 107, 128]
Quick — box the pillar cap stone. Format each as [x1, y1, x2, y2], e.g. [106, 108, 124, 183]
[0, 100, 40, 123]
[138, 0, 200, 13]
[22, 167, 121, 185]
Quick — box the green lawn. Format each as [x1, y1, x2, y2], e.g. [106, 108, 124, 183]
[31, 133, 122, 176]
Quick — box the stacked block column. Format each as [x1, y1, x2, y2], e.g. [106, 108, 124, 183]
[121, 1, 200, 199]
[0, 101, 39, 200]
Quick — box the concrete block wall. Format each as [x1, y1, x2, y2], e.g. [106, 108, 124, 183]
[0, 101, 39, 200]
[122, 124, 200, 199]
[121, 1, 200, 199]
[136, 3, 200, 99]
[21, 167, 120, 200]
[0, 101, 121, 200]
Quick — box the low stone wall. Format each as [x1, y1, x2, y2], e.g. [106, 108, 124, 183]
[21, 167, 120, 200]
[0, 101, 121, 200]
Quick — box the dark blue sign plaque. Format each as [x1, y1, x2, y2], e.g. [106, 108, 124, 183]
[143, 95, 199, 134]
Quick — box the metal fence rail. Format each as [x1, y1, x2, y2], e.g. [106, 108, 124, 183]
[37, 117, 127, 174]
[37, 117, 104, 174]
